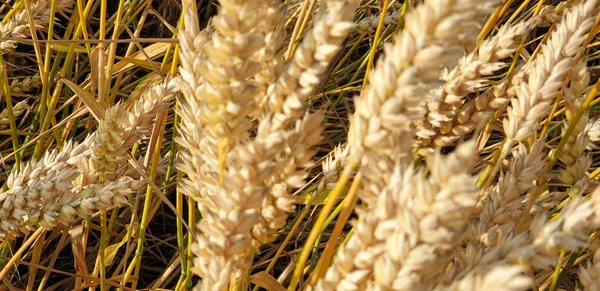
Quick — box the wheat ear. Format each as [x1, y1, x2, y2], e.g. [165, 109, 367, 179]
[0, 100, 28, 130]
[417, 17, 539, 150]
[503, 0, 597, 145]
[0, 0, 74, 52]
[177, 0, 357, 288]
[318, 142, 479, 290]
[349, 0, 496, 204]
[0, 139, 89, 240]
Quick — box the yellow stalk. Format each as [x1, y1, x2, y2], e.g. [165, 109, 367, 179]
[0, 53, 20, 168]
[362, 0, 389, 89]
[120, 107, 169, 289]
[311, 172, 362, 285]
[285, 0, 312, 59]
[26, 231, 46, 291]
[288, 159, 357, 290]
[0, 228, 44, 280]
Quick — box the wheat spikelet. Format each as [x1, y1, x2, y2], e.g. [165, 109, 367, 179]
[417, 18, 539, 150]
[0, 76, 176, 241]
[124, 78, 179, 138]
[317, 144, 350, 194]
[91, 104, 127, 177]
[556, 60, 592, 196]
[0, 137, 150, 242]
[194, 0, 270, 157]
[466, 141, 546, 246]
[189, 112, 325, 289]
[177, 0, 211, 203]
[453, 141, 553, 277]
[176, 2, 280, 287]
[0, 0, 74, 52]
[177, 0, 356, 289]
[503, 0, 597, 144]
[440, 265, 531, 291]
[10, 74, 41, 94]
[0, 100, 28, 130]
[580, 247, 600, 291]
[176, 0, 279, 205]
[0, 139, 89, 240]
[262, 0, 356, 132]
[356, 13, 399, 33]
[251, 0, 286, 109]
[65, 177, 142, 220]
[349, 0, 496, 204]
[318, 142, 479, 290]
[252, 0, 357, 233]
[91, 79, 178, 177]
[454, 191, 600, 284]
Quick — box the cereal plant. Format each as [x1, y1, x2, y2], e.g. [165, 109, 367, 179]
[1, 0, 600, 290]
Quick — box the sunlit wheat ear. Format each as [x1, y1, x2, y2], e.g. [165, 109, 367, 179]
[91, 104, 127, 177]
[580, 250, 600, 291]
[417, 17, 540, 151]
[579, 187, 600, 290]
[176, 0, 277, 205]
[262, 0, 357, 131]
[248, 0, 358, 271]
[176, 0, 288, 289]
[178, 0, 357, 287]
[440, 265, 532, 291]
[503, 0, 597, 144]
[453, 140, 546, 275]
[349, 0, 497, 204]
[192, 0, 271, 153]
[453, 190, 600, 285]
[318, 141, 480, 290]
[251, 0, 286, 110]
[356, 9, 402, 33]
[0, 139, 89, 241]
[91, 79, 179, 178]
[0, 0, 74, 52]
[470, 140, 547, 242]
[316, 144, 351, 195]
[0, 137, 144, 242]
[555, 59, 592, 197]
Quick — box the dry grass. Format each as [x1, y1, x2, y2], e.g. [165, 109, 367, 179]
[1, 0, 600, 290]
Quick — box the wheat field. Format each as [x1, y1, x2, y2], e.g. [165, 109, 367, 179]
[1, 0, 600, 290]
